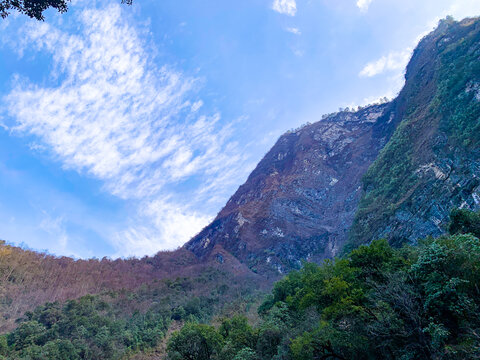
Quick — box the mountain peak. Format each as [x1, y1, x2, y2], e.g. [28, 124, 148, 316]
[186, 16, 480, 274]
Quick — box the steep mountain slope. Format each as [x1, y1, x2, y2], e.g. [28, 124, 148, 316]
[186, 16, 480, 273]
[1, 15, 479, 342]
[348, 17, 480, 250]
[185, 104, 400, 273]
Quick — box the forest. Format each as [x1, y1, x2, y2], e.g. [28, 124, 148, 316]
[1, 209, 479, 359]
[166, 208, 480, 360]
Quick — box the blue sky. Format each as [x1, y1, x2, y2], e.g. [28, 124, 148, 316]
[0, 0, 479, 259]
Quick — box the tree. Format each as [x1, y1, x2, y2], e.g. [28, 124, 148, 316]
[232, 347, 257, 360]
[7, 321, 46, 350]
[218, 316, 257, 360]
[449, 208, 480, 238]
[167, 323, 223, 360]
[0, 0, 68, 20]
[218, 316, 256, 350]
[0, 0, 133, 21]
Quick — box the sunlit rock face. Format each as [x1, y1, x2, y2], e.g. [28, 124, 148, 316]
[185, 102, 401, 273]
[186, 17, 480, 274]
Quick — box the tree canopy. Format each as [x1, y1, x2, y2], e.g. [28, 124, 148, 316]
[167, 208, 480, 360]
[0, 0, 132, 21]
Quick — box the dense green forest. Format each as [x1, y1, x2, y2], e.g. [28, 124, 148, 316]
[166, 209, 480, 360]
[2, 209, 479, 359]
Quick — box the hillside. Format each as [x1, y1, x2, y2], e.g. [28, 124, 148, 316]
[0, 15, 479, 360]
[349, 16, 480, 249]
[167, 211, 480, 360]
[4, 209, 479, 359]
[0, 241, 261, 332]
[186, 16, 480, 273]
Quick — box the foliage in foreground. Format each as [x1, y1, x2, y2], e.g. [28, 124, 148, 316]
[0, 0, 132, 21]
[0, 266, 259, 360]
[3, 209, 480, 359]
[1, 295, 169, 360]
[167, 209, 480, 360]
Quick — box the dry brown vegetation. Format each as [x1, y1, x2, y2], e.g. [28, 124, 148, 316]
[0, 240, 262, 332]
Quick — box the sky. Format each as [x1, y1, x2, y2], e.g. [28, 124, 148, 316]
[0, 0, 479, 259]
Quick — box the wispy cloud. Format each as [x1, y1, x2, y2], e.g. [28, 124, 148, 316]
[356, 0, 374, 12]
[115, 199, 212, 256]
[38, 211, 70, 255]
[272, 0, 297, 16]
[286, 27, 301, 35]
[2, 4, 251, 256]
[359, 48, 412, 78]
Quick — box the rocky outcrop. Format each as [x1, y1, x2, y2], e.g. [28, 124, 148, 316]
[186, 17, 480, 274]
[349, 17, 480, 249]
[185, 103, 401, 273]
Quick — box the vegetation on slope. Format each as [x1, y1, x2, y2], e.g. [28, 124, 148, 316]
[1, 295, 169, 360]
[348, 17, 480, 249]
[167, 209, 480, 360]
[3, 209, 479, 360]
[0, 266, 261, 360]
[0, 242, 256, 332]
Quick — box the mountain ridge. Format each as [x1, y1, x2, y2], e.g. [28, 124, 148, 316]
[185, 16, 480, 274]
[185, 102, 398, 273]
[349, 15, 480, 250]
[0, 15, 479, 337]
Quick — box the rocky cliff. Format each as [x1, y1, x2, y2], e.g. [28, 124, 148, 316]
[186, 17, 480, 273]
[348, 17, 480, 250]
[186, 103, 398, 273]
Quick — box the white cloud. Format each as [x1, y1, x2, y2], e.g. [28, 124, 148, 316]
[272, 0, 297, 16]
[38, 211, 70, 255]
[114, 199, 212, 257]
[2, 4, 250, 257]
[359, 48, 412, 77]
[356, 0, 373, 12]
[286, 27, 301, 35]
[191, 100, 203, 112]
[356, 47, 412, 108]
[447, 0, 480, 19]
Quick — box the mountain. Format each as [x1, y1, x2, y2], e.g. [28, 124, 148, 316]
[0, 16, 479, 353]
[348, 16, 480, 250]
[186, 16, 480, 273]
[185, 103, 399, 273]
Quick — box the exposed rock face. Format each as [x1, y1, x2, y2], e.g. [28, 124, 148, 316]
[349, 17, 480, 249]
[186, 17, 480, 274]
[186, 103, 400, 273]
